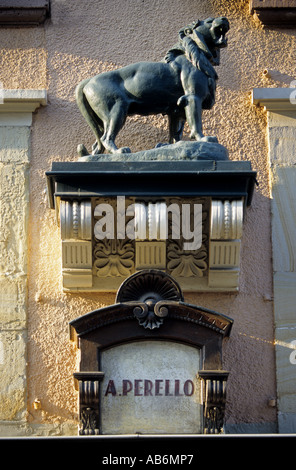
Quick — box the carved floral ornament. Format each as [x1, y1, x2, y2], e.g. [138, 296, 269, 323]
[94, 239, 134, 277]
[93, 197, 209, 280]
[167, 240, 207, 278]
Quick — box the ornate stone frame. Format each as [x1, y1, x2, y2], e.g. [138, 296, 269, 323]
[70, 270, 233, 435]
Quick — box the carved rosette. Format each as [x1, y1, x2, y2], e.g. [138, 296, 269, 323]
[94, 239, 134, 277]
[167, 240, 207, 277]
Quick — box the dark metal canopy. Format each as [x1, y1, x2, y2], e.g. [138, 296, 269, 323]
[46, 160, 257, 209]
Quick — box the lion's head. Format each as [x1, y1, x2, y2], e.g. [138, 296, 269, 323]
[181, 17, 230, 65]
[204, 17, 230, 49]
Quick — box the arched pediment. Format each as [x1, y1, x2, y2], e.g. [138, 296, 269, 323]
[70, 269, 233, 343]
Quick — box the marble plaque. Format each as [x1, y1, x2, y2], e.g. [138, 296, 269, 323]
[100, 341, 202, 434]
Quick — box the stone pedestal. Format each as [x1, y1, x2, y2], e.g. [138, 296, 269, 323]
[46, 153, 256, 293]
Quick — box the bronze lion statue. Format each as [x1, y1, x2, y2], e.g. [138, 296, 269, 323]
[76, 17, 229, 155]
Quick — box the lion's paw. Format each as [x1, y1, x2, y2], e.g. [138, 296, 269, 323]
[155, 142, 169, 148]
[116, 147, 132, 154]
[201, 135, 218, 143]
[77, 144, 89, 156]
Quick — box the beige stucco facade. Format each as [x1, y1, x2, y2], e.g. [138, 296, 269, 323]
[0, 0, 296, 436]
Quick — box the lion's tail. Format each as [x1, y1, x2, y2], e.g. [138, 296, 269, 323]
[75, 78, 104, 154]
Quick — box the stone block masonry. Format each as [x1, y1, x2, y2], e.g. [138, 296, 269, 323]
[0, 90, 46, 435]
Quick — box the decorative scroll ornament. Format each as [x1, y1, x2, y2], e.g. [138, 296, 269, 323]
[116, 269, 183, 329]
[80, 407, 99, 435]
[131, 302, 167, 330]
[199, 371, 229, 434]
[78, 379, 100, 435]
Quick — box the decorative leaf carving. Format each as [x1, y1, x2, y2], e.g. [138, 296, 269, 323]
[167, 240, 207, 277]
[166, 198, 208, 278]
[80, 407, 99, 435]
[94, 239, 134, 277]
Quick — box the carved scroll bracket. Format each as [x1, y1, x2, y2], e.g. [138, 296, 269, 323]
[199, 370, 229, 434]
[73, 372, 105, 435]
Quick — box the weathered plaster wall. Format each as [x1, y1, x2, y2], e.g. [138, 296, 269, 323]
[0, 0, 296, 435]
[0, 27, 47, 89]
